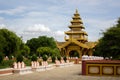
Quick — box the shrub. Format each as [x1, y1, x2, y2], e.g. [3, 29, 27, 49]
[57, 55, 61, 61]
[24, 59, 31, 66]
[0, 53, 3, 63]
[0, 60, 14, 69]
[31, 55, 37, 61]
[63, 56, 67, 62]
[51, 55, 56, 63]
[16, 54, 23, 62]
[42, 55, 48, 61]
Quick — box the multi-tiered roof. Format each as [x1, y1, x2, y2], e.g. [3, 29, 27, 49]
[65, 9, 88, 43]
[56, 10, 97, 58]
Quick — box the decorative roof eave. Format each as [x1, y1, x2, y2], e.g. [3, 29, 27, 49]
[72, 16, 81, 19]
[58, 40, 71, 49]
[85, 42, 98, 49]
[65, 31, 88, 35]
[69, 25, 85, 29]
[59, 39, 89, 49]
[71, 20, 83, 23]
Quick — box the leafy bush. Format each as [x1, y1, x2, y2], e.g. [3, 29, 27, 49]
[24, 59, 31, 66]
[16, 54, 23, 62]
[0, 53, 3, 63]
[42, 55, 48, 61]
[51, 55, 56, 63]
[31, 55, 37, 61]
[0, 60, 14, 69]
[63, 56, 67, 62]
[57, 55, 61, 61]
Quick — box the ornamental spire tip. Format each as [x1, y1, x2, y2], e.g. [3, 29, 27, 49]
[76, 9, 78, 13]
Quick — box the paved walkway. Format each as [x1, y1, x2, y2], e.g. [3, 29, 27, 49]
[0, 64, 119, 80]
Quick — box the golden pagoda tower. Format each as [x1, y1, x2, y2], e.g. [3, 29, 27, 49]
[56, 9, 96, 59]
[65, 9, 88, 43]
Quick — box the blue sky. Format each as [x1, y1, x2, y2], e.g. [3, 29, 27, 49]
[0, 0, 120, 42]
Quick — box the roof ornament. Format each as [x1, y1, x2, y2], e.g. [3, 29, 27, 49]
[76, 9, 78, 14]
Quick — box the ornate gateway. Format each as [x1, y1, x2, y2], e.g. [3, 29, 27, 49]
[56, 10, 97, 59]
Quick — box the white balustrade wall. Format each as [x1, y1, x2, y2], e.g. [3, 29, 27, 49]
[82, 55, 104, 60]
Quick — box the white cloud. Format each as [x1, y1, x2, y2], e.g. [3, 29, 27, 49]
[53, 30, 64, 41]
[55, 30, 64, 36]
[85, 18, 116, 30]
[84, 18, 117, 41]
[0, 6, 27, 15]
[25, 24, 51, 32]
[0, 24, 6, 29]
[0, 0, 119, 42]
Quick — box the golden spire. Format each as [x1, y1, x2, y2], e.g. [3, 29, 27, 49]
[65, 9, 88, 42]
[76, 9, 78, 14]
[69, 9, 84, 28]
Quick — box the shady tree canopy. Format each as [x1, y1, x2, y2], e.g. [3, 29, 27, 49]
[93, 18, 120, 60]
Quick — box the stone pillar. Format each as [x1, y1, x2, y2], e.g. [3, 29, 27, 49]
[17, 62, 21, 69]
[21, 62, 25, 68]
[34, 61, 37, 68]
[31, 61, 34, 68]
[13, 62, 17, 69]
[36, 61, 39, 67]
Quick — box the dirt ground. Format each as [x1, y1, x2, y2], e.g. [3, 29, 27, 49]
[0, 64, 119, 80]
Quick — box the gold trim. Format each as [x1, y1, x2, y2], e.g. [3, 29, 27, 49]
[116, 66, 120, 75]
[114, 66, 116, 75]
[86, 63, 120, 76]
[100, 65, 102, 76]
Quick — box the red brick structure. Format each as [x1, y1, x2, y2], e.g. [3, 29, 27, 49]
[82, 60, 120, 76]
[0, 68, 13, 76]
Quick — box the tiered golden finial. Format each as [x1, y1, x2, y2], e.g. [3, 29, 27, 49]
[69, 9, 84, 29]
[65, 9, 88, 42]
[76, 9, 78, 14]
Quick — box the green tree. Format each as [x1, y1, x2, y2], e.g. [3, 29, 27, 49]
[50, 48, 60, 62]
[31, 54, 37, 61]
[63, 56, 67, 62]
[0, 53, 3, 63]
[21, 45, 30, 58]
[51, 48, 60, 57]
[26, 38, 39, 55]
[26, 36, 57, 54]
[51, 55, 56, 63]
[57, 55, 61, 61]
[0, 34, 6, 53]
[16, 54, 23, 62]
[42, 55, 48, 61]
[36, 47, 52, 57]
[0, 29, 23, 57]
[94, 18, 120, 59]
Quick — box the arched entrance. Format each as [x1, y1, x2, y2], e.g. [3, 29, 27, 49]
[69, 50, 80, 58]
[68, 49, 81, 64]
